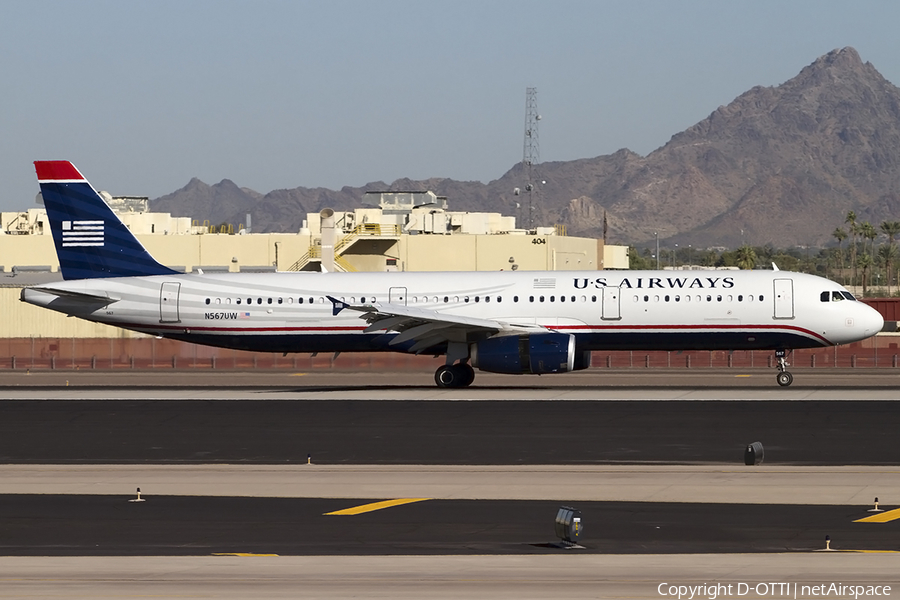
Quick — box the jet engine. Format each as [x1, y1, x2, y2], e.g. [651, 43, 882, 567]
[470, 333, 590, 375]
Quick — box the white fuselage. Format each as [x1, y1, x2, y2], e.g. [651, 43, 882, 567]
[21, 269, 884, 355]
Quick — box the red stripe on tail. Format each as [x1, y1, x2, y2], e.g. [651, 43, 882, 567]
[34, 161, 85, 181]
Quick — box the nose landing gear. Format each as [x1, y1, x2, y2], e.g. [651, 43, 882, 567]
[774, 349, 793, 387]
[434, 362, 475, 388]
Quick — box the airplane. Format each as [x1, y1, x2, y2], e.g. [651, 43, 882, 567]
[21, 161, 884, 388]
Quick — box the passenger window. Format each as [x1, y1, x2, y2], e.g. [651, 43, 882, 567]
[685, 295, 691, 303]
[674, 295, 680, 302]
[299, 297, 304, 304]
[485, 296, 490, 303]
[581, 296, 587, 302]
[717, 295, 722, 302]
[550, 296, 555, 302]
[571, 296, 575, 302]
[530, 296, 535, 302]
[654, 295, 660, 302]
[444, 296, 449, 303]
[591, 296, 597, 302]
[497, 296, 502, 303]
[464, 296, 469, 303]
[287, 298, 293, 304]
[267, 298, 273, 304]
[737, 295, 743, 302]
[236, 298, 242, 305]
[540, 296, 545, 302]
[205, 298, 210, 305]
[643, 295, 649, 302]
[475, 296, 480, 303]
[560, 296, 565, 303]
[226, 298, 231, 304]
[707, 295, 712, 302]
[514, 296, 519, 302]
[277, 298, 283, 304]
[633, 295, 639, 302]
[759, 295, 764, 302]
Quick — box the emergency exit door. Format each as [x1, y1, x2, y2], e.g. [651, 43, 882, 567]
[773, 278, 794, 319]
[601, 286, 621, 320]
[160, 282, 181, 323]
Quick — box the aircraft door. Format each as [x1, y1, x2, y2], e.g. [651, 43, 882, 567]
[601, 286, 621, 320]
[389, 287, 407, 305]
[773, 278, 794, 319]
[160, 282, 181, 323]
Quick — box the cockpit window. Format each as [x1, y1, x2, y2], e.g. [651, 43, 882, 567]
[823, 290, 854, 302]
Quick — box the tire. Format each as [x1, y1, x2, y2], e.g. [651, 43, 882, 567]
[435, 365, 458, 388]
[458, 364, 475, 387]
[776, 371, 793, 387]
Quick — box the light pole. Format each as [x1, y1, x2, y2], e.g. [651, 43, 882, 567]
[655, 232, 660, 270]
[688, 244, 692, 269]
[672, 244, 678, 269]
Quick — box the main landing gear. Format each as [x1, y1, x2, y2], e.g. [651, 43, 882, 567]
[434, 363, 475, 388]
[774, 349, 793, 387]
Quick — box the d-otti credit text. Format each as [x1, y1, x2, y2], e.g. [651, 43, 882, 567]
[658, 582, 891, 599]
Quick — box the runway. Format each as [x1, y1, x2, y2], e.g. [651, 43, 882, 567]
[1, 369, 899, 598]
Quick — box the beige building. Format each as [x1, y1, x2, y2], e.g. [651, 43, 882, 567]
[2, 191, 626, 274]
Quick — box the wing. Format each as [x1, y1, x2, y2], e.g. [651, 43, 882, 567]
[327, 296, 549, 354]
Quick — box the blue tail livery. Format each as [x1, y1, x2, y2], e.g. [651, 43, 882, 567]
[34, 161, 178, 280]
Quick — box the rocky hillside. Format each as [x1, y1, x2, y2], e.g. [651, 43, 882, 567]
[152, 47, 900, 247]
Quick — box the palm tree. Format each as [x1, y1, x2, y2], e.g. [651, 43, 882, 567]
[878, 244, 898, 296]
[845, 211, 858, 285]
[858, 253, 873, 296]
[832, 227, 847, 284]
[861, 221, 878, 262]
[735, 245, 757, 270]
[880, 220, 900, 291]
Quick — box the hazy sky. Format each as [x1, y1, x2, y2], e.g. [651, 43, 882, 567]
[2, 0, 900, 212]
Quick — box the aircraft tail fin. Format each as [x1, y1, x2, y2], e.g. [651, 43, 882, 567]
[34, 161, 178, 280]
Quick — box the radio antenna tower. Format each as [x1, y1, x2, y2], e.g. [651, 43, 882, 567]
[523, 87, 541, 229]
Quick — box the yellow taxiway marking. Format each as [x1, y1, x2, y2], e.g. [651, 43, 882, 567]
[734, 374, 752, 377]
[289, 373, 307, 377]
[212, 553, 279, 557]
[854, 508, 900, 523]
[325, 498, 431, 516]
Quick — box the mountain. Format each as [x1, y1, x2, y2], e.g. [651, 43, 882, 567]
[151, 47, 900, 247]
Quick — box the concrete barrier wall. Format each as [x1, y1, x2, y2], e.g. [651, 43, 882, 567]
[0, 335, 895, 371]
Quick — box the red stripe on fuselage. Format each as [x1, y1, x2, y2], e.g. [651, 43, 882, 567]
[552, 323, 831, 345]
[34, 161, 85, 182]
[112, 321, 831, 344]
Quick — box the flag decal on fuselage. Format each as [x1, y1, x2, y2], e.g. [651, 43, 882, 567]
[61, 220, 104, 247]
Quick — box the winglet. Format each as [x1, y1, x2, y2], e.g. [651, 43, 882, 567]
[326, 295, 350, 316]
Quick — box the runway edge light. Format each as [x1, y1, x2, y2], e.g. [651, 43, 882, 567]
[128, 487, 146, 503]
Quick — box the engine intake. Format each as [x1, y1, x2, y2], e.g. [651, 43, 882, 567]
[470, 333, 589, 375]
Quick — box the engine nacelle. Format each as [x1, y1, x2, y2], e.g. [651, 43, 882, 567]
[470, 333, 589, 375]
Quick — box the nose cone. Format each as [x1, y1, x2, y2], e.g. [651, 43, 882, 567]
[860, 303, 885, 338]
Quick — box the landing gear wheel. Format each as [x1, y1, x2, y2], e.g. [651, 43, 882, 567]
[434, 364, 476, 388]
[776, 371, 793, 387]
[435, 365, 459, 388]
[458, 363, 475, 387]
